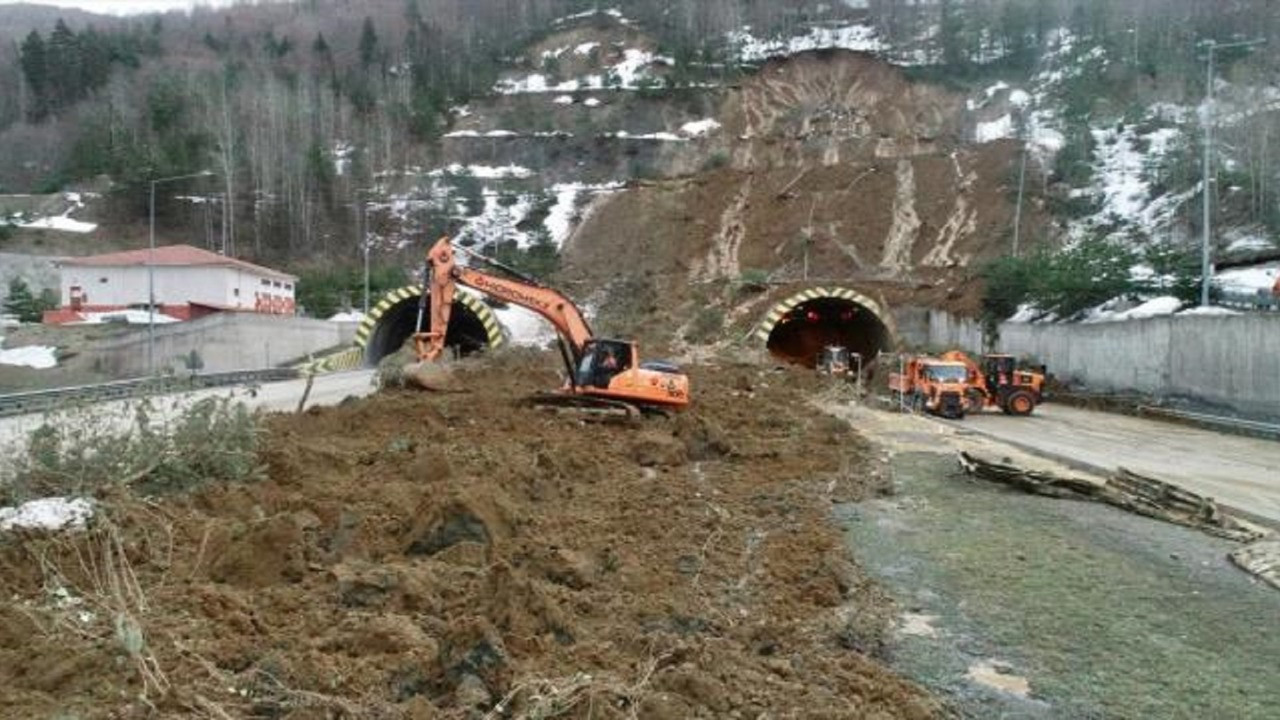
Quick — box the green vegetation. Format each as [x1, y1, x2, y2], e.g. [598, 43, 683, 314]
[684, 306, 725, 344]
[3, 278, 58, 323]
[295, 265, 409, 319]
[2, 396, 264, 504]
[980, 238, 1202, 328]
[485, 231, 561, 281]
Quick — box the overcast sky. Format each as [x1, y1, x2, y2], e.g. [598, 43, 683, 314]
[0, 0, 246, 16]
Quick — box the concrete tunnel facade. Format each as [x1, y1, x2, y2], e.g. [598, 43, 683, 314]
[355, 285, 506, 365]
[754, 286, 897, 368]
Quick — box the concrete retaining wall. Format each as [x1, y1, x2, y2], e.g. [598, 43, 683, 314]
[85, 314, 358, 376]
[924, 311, 1280, 420]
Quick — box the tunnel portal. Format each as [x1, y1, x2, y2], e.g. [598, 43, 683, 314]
[756, 287, 894, 368]
[356, 287, 504, 366]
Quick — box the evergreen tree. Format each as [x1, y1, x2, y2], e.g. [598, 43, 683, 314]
[19, 30, 49, 120]
[47, 19, 84, 112]
[359, 17, 379, 68]
[3, 278, 55, 323]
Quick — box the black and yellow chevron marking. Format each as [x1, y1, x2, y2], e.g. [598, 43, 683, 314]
[753, 286, 887, 343]
[353, 285, 505, 350]
[295, 346, 364, 375]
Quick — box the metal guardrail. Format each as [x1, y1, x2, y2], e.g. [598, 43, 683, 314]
[0, 368, 300, 418]
[1218, 290, 1280, 311]
[1137, 405, 1280, 441]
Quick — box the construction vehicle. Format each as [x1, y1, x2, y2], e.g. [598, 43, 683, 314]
[406, 235, 689, 416]
[941, 350, 1045, 416]
[888, 356, 971, 419]
[816, 345, 856, 378]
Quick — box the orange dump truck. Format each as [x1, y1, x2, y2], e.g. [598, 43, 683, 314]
[888, 357, 972, 419]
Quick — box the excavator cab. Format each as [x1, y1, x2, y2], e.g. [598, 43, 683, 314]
[577, 339, 633, 389]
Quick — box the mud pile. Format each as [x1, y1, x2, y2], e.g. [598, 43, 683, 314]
[1, 350, 938, 718]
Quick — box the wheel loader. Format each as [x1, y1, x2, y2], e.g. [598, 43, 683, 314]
[941, 351, 1045, 416]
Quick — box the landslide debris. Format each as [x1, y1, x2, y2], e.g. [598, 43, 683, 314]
[0, 350, 938, 718]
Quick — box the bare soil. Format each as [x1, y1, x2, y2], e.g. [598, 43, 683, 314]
[0, 349, 939, 718]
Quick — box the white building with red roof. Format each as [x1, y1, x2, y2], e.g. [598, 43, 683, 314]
[45, 244, 296, 324]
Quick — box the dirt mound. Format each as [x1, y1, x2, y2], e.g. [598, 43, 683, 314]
[0, 351, 939, 718]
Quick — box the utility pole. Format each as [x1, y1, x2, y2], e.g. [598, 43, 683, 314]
[1013, 142, 1028, 257]
[1199, 37, 1266, 307]
[148, 170, 214, 375]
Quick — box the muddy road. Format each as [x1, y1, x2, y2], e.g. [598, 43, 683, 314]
[827, 401, 1280, 719]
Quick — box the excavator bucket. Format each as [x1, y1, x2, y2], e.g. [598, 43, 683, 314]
[401, 359, 463, 392]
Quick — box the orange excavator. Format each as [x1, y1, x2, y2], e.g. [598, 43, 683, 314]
[407, 235, 690, 415]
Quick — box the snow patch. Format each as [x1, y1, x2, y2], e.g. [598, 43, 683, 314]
[328, 311, 365, 322]
[1082, 295, 1183, 323]
[20, 215, 97, 233]
[543, 182, 623, 247]
[552, 94, 574, 105]
[1179, 305, 1240, 316]
[494, 48, 670, 95]
[729, 24, 885, 62]
[429, 164, 534, 180]
[72, 310, 182, 325]
[1224, 231, 1274, 254]
[607, 130, 686, 142]
[583, 97, 602, 107]
[0, 497, 94, 532]
[975, 115, 1015, 143]
[0, 343, 57, 369]
[1217, 263, 1279, 293]
[680, 118, 722, 137]
[492, 304, 557, 348]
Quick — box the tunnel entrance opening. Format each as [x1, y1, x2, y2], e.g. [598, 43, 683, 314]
[765, 297, 891, 368]
[364, 298, 491, 366]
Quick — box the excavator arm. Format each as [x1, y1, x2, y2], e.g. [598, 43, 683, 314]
[413, 236, 594, 363]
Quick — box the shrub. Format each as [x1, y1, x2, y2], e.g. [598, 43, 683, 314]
[684, 307, 725, 344]
[3, 278, 59, 323]
[2, 396, 265, 503]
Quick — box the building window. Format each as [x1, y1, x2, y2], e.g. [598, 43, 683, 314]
[99, 277, 108, 283]
[233, 288, 240, 297]
[284, 283, 292, 291]
[273, 280, 282, 288]
[261, 278, 271, 286]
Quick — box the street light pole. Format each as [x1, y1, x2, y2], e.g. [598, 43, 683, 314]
[1199, 37, 1266, 307]
[363, 201, 370, 315]
[148, 170, 215, 375]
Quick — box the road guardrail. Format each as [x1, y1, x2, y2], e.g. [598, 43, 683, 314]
[0, 368, 300, 418]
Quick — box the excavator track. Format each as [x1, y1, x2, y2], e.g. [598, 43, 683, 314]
[523, 392, 642, 422]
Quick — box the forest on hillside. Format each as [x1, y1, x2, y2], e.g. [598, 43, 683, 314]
[0, 0, 1277, 266]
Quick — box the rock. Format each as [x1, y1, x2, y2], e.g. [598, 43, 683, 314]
[331, 561, 401, 608]
[454, 673, 492, 709]
[630, 432, 688, 467]
[403, 490, 515, 557]
[540, 547, 595, 589]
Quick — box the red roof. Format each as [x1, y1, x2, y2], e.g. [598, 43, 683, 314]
[59, 244, 295, 281]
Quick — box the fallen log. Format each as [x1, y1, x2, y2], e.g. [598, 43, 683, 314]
[956, 452, 1268, 544]
[1230, 540, 1280, 590]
